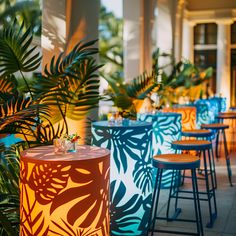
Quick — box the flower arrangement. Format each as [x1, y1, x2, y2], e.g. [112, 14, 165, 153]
[59, 133, 80, 152]
[62, 133, 80, 143]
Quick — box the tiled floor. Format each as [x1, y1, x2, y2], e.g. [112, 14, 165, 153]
[150, 139, 236, 236]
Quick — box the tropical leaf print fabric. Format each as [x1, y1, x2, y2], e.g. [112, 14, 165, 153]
[138, 112, 182, 188]
[91, 121, 153, 235]
[20, 145, 110, 236]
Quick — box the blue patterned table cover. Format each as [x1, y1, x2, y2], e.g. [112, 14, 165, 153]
[194, 97, 227, 126]
[91, 120, 153, 235]
[137, 112, 182, 188]
[137, 112, 182, 154]
[209, 97, 227, 113]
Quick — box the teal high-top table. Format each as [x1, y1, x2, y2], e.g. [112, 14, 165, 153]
[137, 112, 182, 155]
[91, 120, 153, 236]
[138, 112, 182, 188]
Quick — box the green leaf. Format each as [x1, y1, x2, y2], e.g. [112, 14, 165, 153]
[0, 19, 41, 76]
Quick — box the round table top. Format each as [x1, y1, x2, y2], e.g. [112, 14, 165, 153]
[21, 145, 110, 163]
[182, 129, 212, 137]
[217, 112, 236, 119]
[92, 120, 152, 129]
[162, 106, 196, 112]
[138, 112, 181, 117]
[201, 123, 229, 129]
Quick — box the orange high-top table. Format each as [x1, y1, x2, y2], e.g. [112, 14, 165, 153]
[20, 145, 110, 236]
[162, 106, 196, 131]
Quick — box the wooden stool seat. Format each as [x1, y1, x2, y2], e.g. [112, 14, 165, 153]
[153, 154, 200, 170]
[201, 123, 229, 130]
[182, 129, 213, 138]
[217, 112, 236, 119]
[172, 140, 212, 150]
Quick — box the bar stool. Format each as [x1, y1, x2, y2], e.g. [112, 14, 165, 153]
[171, 140, 217, 228]
[150, 154, 203, 236]
[217, 112, 236, 152]
[182, 129, 217, 189]
[201, 123, 232, 186]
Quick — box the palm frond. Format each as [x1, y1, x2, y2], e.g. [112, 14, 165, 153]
[0, 75, 18, 101]
[44, 39, 99, 78]
[34, 120, 66, 144]
[0, 146, 20, 235]
[37, 56, 101, 122]
[0, 96, 47, 134]
[0, 19, 41, 76]
[126, 72, 158, 99]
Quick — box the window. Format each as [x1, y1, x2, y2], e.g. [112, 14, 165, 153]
[194, 50, 217, 93]
[194, 23, 217, 45]
[231, 22, 236, 44]
[231, 49, 236, 106]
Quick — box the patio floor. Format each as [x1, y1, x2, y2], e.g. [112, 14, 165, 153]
[150, 133, 236, 236]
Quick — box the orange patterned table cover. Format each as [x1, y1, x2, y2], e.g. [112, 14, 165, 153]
[162, 106, 196, 131]
[20, 145, 110, 236]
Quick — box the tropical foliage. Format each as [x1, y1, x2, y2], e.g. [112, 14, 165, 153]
[0, 0, 41, 36]
[104, 47, 213, 114]
[99, 6, 212, 114]
[0, 19, 101, 234]
[158, 52, 213, 106]
[99, 5, 123, 86]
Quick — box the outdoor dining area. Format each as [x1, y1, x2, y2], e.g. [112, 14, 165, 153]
[18, 97, 236, 236]
[1, 0, 236, 236]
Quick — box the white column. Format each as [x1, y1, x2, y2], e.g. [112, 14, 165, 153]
[155, 0, 175, 68]
[123, 0, 155, 81]
[42, 0, 66, 69]
[42, 0, 99, 141]
[123, 0, 141, 82]
[65, 0, 99, 53]
[174, 0, 185, 62]
[182, 20, 195, 62]
[216, 20, 232, 109]
[140, 0, 156, 74]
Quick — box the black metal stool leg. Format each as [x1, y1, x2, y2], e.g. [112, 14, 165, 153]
[207, 149, 217, 217]
[150, 168, 163, 235]
[215, 131, 220, 160]
[191, 169, 204, 236]
[166, 170, 174, 220]
[222, 129, 233, 186]
[181, 169, 186, 186]
[174, 170, 181, 213]
[203, 150, 216, 228]
[166, 170, 181, 221]
[210, 145, 217, 189]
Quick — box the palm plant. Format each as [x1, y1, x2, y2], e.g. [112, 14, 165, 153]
[105, 71, 160, 117]
[104, 48, 213, 114]
[0, 19, 101, 145]
[0, 143, 21, 235]
[0, 19, 101, 234]
[159, 59, 213, 106]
